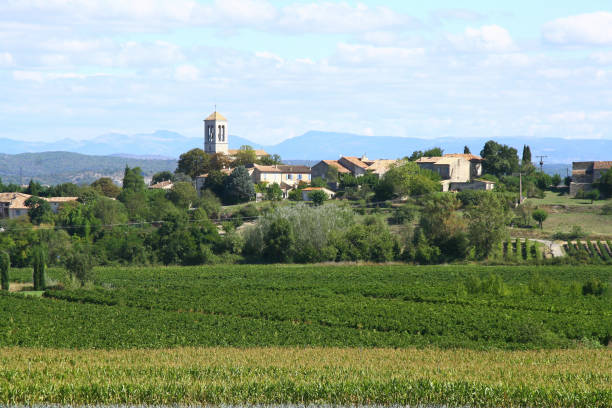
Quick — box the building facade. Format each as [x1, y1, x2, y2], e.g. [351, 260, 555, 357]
[0, 193, 78, 219]
[415, 153, 489, 192]
[570, 161, 612, 196]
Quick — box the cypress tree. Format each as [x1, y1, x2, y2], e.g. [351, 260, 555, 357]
[31, 246, 46, 290]
[522, 145, 532, 165]
[0, 251, 9, 291]
[464, 145, 471, 154]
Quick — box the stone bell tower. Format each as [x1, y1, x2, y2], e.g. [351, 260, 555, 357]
[204, 110, 228, 155]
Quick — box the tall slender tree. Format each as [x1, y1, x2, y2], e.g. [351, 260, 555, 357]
[31, 246, 46, 290]
[464, 146, 471, 154]
[522, 145, 532, 165]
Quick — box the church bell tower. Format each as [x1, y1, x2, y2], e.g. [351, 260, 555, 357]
[204, 110, 229, 155]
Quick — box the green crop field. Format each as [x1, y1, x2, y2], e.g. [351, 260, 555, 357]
[2, 264, 612, 406]
[3, 264, 612, 349]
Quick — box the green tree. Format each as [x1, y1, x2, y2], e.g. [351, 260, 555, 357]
[288, 189, 303, 201]
[167, 182, 198, 209]
[91, 177, 121, 198]
[177, 148, 210, 179]
[551, 174, 562, 188]
[265, 183, 283, 201]
[598, 168, 612, 198]
[532, 208, 548, 229]
[522, 145, 532, 166]
[480, 140, 520, 177]
[121, 166, 145, 193]
[419, 194, 468, 261]
[0, 251, 9, 291]
[209, 152, 232, 171]
[25, 197, 53, 225]
[25, 179, 42, 196]
[465, 193, 509, 259]
[64, 250, 93, 286]
[232, 145, 258, 167]
[199, 189, 221, 218]
[151, 171, 175, 184]
[309, 190, 328, 206]
[31, 245, 46, 290]
[586, 189, 600, 203]
[258, 154, 282, 165]
[262, 217, 295, 263]
[382, 160, 441, 197]
[223, 166, 255, 204]
[204, 170, 228, 198]
[464, 146, 471, 154]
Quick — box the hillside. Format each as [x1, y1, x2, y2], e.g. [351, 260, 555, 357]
[0, 152, 176, 185]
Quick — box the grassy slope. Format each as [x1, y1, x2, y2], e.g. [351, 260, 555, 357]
[517, 192, 612, 239]
[0, 347, 611, 407]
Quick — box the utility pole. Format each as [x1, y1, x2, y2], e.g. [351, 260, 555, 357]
[536, 155, 548, 173]
[512, 171, 525, 205]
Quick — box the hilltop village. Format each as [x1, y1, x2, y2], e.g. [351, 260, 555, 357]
[1, 111, 611, 270]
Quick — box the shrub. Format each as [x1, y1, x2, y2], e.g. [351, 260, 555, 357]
[601, 203, 612, 215]
[64, 251, 94, 287]
[582, 278, 607, 296]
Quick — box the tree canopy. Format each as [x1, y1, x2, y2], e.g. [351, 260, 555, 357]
[480, 140, 519, 177]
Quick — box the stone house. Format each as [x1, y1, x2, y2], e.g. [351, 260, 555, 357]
[0, 193, 78, 219]
[570, 161, 612, 196]
[311, 156, 399, 190]
[415, 153, 488, 192]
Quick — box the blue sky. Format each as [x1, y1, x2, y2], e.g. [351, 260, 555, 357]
[1, 0, 612, 145]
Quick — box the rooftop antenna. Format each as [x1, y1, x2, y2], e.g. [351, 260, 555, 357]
[536, 155, 548, 173]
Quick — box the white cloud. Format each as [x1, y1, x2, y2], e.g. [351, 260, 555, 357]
[211, 0, 276, 25]
[482, 53, 530, 67]
[334, 43, 425, 66]
[174, 65, 200, 81]
[277, 2, 412, 34]
[543, 12, 612, 45]
[12, 70, 109, 82]
[0, 52, 15, 67]
[448, 25, 516, 53]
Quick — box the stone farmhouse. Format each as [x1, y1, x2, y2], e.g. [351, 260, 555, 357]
[247, 164, 311, 187]
[0, 193, 78, 219]
[570, 161, 612, 196]
[415, 153, 494, 192]
[311, 155, 399, 189]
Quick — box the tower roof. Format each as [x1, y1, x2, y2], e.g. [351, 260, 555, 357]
[205, 111, 227, 121]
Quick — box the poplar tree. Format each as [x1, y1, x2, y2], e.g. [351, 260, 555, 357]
[522, 145, 532, 165]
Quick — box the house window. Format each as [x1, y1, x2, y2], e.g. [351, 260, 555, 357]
[287, 174, 293, 180]
[298, 174, 302, 180]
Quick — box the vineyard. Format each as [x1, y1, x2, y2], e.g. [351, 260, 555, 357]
[1, 264, 612, 349]
[564, 240, 612, 262]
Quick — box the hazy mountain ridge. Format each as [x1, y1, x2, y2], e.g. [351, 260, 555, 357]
[0, 151, 176, 185]
[1, 130, 611, 163]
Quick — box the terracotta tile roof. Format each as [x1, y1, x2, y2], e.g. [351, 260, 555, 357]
[321, 160, 350, 173]
[444, 153, 484, 161]
[251, 164, 282, 173]
[594, 161, 612, 170]
[205, 111, 227, 121]
[197, 168, 234, 178]
[276, 165, 311, 173]
[0, 192, 31, 209]
[366, 159, 399, 173]
[149, 180, 174, 189]
[43, 196, 79, 203]
[227, 149, 268, 156]
[415, 156, 444, 163]
[340, 156, 370, 169]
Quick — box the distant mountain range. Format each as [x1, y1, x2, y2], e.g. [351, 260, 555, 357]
[2, 130, 611, 163]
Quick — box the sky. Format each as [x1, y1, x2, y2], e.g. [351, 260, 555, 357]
[1, 0, 612, 145]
